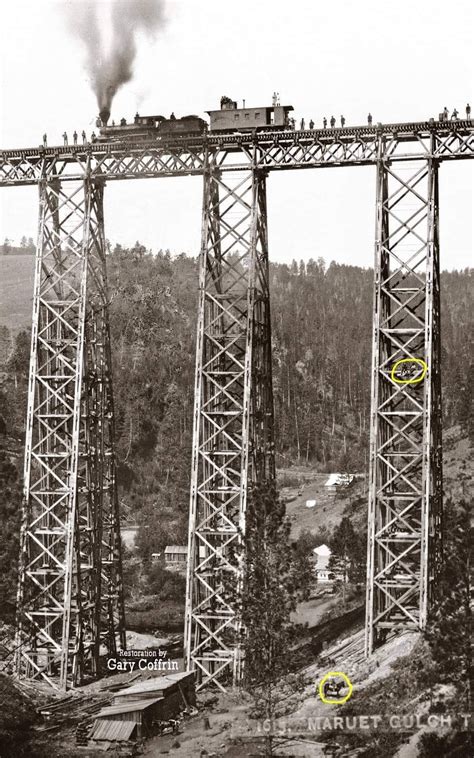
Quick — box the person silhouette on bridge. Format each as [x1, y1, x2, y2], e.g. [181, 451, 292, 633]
[73, 130, 78, 145]
[63, 132, 68, 146]
[82, 130, 86, 144]
[340, 115, 346, 127]
[323, 117, 327, 128]
[42, 133, 47, 147]
[330, 116, 336, 128]
[309, 119, 314, 129]
[367, 113, 373, 125]
[466, 103, 471, 119]
[443, 107, 449, 121]
[170, 112, 176, 120]
[451, 108, 459, 120]
[300, 118, 305, 130]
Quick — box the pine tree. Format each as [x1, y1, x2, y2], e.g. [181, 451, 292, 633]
[0, 450, 21, 622]
[241, 480, 311, 756]
[424, 498, 472, 712]
[328, 516, 366, 606]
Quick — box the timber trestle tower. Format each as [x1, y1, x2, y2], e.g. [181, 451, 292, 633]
[1, 119, 473, 690]
[13, 175, 125, 689]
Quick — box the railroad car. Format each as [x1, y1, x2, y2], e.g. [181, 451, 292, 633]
[98, 113, 207, 142]
[207, 95, 293, 131]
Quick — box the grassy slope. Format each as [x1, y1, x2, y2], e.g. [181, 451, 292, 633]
[0, 255, 35, 333]
[282, 472, 367, 540]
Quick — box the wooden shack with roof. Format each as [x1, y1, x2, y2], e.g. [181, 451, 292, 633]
[90, 671, 195, 743]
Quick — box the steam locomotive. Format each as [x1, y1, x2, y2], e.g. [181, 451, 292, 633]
[97, 113, 207, 142]
[97, 96, 294, 142]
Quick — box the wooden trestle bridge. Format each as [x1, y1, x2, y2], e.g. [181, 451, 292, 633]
[1, 118, 473, 690]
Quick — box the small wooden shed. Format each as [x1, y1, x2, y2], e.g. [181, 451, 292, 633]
[114, 671, 196, 717]
[91, 698, 163, 739]
[90, 671, 196, 743]
[164, 545, 187, 570]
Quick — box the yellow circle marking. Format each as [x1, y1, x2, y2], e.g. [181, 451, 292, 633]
[318, 671, 353, 704]
[391, 358, 427, 385]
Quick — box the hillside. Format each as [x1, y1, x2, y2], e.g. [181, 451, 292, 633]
[278, 471, 367, 540]
[1, 246, 472, 629]
[0, 254, 35, 333]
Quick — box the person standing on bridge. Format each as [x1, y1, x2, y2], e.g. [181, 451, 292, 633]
[340, 115, 346, 127]
[309, 119, 314, 129]
[443, 107, 449, 121]
[63, 132, 68, 146]
[451, 108, 459, 120]
[330, 115, 336, 128]
[466, 103, 471, 119]
[82, 130, 86, 144]
[73, 130, 78, 146]
[323, 117, 327, 128]
[42, 133, 47, 147]
[367, 113, 373, 125]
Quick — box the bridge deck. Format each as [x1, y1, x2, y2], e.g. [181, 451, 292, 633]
[1, 120, 473, 185]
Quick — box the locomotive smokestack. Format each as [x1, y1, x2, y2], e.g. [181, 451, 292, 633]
[100, 107, 110, 126]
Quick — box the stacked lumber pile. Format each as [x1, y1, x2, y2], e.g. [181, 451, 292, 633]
[33, 691, 114, 737]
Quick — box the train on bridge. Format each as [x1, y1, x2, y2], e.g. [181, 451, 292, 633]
[97, 95, 294, 142]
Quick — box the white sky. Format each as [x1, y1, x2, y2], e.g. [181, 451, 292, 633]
[0, 0, 473, 269]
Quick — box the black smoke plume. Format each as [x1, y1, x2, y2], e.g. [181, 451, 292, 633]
[70, 1, 166, 123]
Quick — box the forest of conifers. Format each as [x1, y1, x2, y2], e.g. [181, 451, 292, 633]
[0, 246, 472, 612]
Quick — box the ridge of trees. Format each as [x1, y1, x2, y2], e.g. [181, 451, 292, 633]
[1, 237, 35, 255]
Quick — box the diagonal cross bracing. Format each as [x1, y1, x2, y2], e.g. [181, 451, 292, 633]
[365, 135, 442, 652]
[1, 121, 473, 186]
[14, 176, 125, 689]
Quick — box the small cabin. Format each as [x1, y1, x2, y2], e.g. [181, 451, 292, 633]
[90, 671, 195, 742]
[164, 545, 187, 569]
